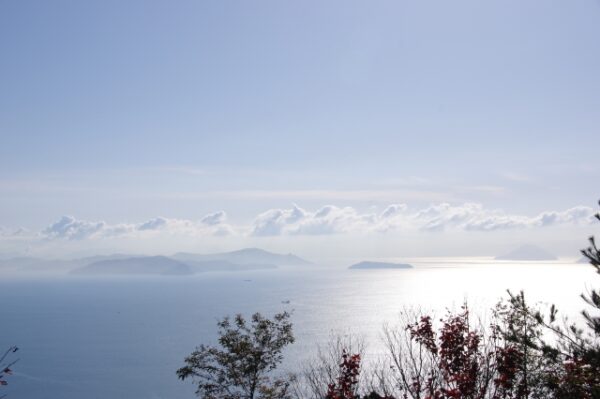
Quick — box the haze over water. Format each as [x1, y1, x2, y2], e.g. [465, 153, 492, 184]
[1, 1, 599, 398]
[0, 258, 593, 399]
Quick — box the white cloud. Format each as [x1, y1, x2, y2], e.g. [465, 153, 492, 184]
[138, 217, 169, 231]
[251, 204, 377, 236]
[291, 205, 375, 236]
[136, 217, 197, 234]
[251, 203, 596, 236]
[380, 204, 407, 219]
[4, 203, 595, 244]
[0, 226, 31, 239]
[251, 205, 308, 236]
[42, 216, 108, 240]
[40, 212, 234, 241]
[532, 206, 594, 227]
[201, 211, 227, 226]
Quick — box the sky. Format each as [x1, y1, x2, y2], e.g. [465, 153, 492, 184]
[0, 0, 599, 259]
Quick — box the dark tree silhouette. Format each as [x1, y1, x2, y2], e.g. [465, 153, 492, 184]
[581, 199, 600, 336]
[0, 346, 18, 399]
[477, 200, 600, 398]
[325, 351, 361, 399]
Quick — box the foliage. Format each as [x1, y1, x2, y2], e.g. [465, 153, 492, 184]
[325, 351, 361, 399]
[495, 200, 600, 399]
[380, 305, 541, 399]
[179, 200, 600, 399]
[177, 312, 295, 399]
[0, 346, 18, 399]
[581, 200, 600, 337]
[373, 200, 600, 399]
[297, 334, 365, 399]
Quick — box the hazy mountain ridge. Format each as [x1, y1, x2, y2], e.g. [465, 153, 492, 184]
[187, 260, 278, 272]
[0, 248, 309, 276]
[349, 261, 413, 270]
[172, 248, 310, 266]
[495, 245, 557, 261]
[72, 256, 192, 275]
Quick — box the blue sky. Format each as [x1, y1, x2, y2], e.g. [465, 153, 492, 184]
[1, 1, 599, 257]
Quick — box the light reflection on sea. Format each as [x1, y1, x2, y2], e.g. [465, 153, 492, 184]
[0, 258, 595, 399]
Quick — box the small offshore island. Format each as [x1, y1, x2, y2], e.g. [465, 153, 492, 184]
[349, 261, 413, 270]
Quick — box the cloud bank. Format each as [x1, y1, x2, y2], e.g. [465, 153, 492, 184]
[250, 203, 595, 236]
[40, 212, 233, 241]
[3, 203, 595, 243]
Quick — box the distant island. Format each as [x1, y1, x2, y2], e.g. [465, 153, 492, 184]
[495, 245, 557, 261]
[172, 248, 310, 266]
[349, 261, 413, 270]
[71, 256, 193, 276]
[187, 260, 278, 273]
[39, 248, 311, 276]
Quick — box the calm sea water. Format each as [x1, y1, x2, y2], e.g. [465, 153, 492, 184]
[0, 258, 595, 399]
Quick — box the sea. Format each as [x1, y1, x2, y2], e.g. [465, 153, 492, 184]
[0, 258, 595, 399]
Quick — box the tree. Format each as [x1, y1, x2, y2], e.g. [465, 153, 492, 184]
[0, 346, 18, 399]
[325, 351, 361, 399]
[297, 334, 365, 399]
[581, 200, 600, 337]
[177, 311, 295, 399]
[492, 200, 600, 398]
[381, 305, 533, 399]
[309, 200, 600, 399]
